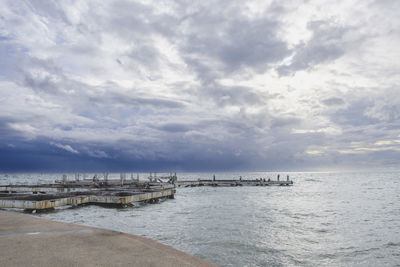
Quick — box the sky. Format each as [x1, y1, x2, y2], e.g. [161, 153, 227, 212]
[0, 0, 399, 172]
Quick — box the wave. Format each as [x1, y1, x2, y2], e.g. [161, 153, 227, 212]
[385, 242, 400, 248]
[304, 178, 322, 182]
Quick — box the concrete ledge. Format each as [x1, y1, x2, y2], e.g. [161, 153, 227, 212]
[0, 210, 217, 267]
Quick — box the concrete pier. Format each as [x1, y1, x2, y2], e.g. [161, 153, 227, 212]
[0, 181, 176, 211]
[0, 210, 217, 267]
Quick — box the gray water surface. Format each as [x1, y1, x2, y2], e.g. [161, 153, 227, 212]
[2, 172, 400, 266]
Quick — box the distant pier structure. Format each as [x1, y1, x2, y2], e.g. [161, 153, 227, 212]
[175, 178, 293, 187]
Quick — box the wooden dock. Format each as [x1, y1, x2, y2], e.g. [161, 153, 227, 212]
[175, 179, 293, 187]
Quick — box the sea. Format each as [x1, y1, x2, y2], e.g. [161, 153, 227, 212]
[1, 171, 399, 267]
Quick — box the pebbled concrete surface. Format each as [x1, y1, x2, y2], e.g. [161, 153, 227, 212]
[0, 210, 218, 267]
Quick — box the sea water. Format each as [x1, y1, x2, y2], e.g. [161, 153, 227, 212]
[1, 171, 399, 266]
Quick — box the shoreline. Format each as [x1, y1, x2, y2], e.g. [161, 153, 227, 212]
[0, 209, 217, 267]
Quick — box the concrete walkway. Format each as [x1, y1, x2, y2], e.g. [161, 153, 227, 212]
[0, 210, 217, 267]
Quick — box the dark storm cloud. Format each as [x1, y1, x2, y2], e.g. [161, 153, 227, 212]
[201, 85, 265, 107]
[3, 54, 70, 96]
[278, 20, 354, 75]
[179, 4, 290, 76]
[0, 140, 126, 172]
[105, 0, 178, 37]
[333, 100, 382, 127]
[186, 18, 289, 72]
[0, 119, 16, 141]
[89, 90, 187, 109]
[271, 116, 300, 128]
[12, 54, 186, 111]
[156, 123, 192, 133]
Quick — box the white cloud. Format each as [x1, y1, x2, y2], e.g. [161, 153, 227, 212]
[51, 142, 79, 154]
[7, 123, 37, 134]
[88, 150, 109, 158]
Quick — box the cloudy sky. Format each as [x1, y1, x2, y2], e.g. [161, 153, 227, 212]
[0, 0, 399, 172]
